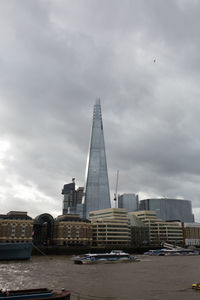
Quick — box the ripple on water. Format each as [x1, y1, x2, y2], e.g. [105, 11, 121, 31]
[0, 255, 199, 300]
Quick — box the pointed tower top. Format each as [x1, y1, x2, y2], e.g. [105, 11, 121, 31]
[96, 97, 101, 105]
[93, 98, 102, 122]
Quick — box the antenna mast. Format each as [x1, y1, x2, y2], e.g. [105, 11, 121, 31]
[114, 170, 119, 208]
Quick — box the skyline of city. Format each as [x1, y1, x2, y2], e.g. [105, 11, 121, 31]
[60, 99, 196, 222]
[0, 1, 200, 221]
[0, 95, 199, 221]
[1, 3, 200, 300]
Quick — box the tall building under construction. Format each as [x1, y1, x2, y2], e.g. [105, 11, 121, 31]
[83, 99, 111, 218]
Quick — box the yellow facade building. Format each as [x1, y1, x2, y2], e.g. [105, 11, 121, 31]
[53, 214, 93, 246]
[89, 208, 131, 246]
[130, 211, 183, 246]
[0, 211, 33, 243]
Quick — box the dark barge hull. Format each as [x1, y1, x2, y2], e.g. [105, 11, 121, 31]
[0, 242, 33, 260]
[0, 288, 71, 300]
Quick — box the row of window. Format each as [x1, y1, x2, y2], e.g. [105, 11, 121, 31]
[94, 228, 130, 232]
[96, 233, 130, 236]
[97, 237, 131, 241]
[95, 225, 130, 228]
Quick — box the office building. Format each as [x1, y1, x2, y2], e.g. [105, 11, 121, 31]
[83, 99, 111, 218]
[89, 208, 131, 246]
[139, 198, 194, 222]
[131, 226, 150, 247]
[62, 182, 76, 214]
[62, 181, 84, 216]
[128, 212, 150, 246]
[118, 193, 139, 212]
[76, 187, 84, 204]
[130, 211, 183, 246]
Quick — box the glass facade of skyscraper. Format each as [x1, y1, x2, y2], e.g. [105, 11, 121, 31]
[83, 99, 111, 218]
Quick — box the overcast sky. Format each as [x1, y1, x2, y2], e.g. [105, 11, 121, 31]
[0, 0, 200, 220]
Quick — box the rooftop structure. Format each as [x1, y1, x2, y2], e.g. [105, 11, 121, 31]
[83, 99, 111, 218]
[0, 211, 32, 220]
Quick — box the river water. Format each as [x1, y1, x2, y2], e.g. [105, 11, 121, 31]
[0, 255, 200, 300]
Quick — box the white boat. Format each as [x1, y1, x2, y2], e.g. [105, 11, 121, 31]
[144, 248, 199, 256]
[73, 250, 139, 264]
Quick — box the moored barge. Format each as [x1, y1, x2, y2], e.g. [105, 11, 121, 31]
[0, 288, 71, 300]
[0, 242, 33, 260]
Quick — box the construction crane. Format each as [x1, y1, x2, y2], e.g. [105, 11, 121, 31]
[113, 170, 119, 208]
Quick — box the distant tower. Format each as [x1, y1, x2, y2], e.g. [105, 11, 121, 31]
[62, 180, 84, 216]
[118, 194, 139, 212]
[83, 98, 111, 218]
[62, 181, 76, 215]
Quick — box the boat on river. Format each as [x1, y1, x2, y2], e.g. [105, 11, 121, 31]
[192, 283, 200, 290]
[0, 242, 33, 260]
[144, 248, 199, 256]
[73, 250, 139, 264]
[0, 288, 71, 299]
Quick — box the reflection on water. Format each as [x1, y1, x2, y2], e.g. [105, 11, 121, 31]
[0, 255, 199, 300]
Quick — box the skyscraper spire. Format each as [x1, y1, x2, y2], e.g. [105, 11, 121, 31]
[83, 99, 111, 218]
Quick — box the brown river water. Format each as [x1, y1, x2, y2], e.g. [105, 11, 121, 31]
[0, 255, 200, 300]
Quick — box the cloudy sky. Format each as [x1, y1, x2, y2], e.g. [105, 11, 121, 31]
[0, 0, 200, 220]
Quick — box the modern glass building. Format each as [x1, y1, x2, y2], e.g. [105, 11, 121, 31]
[62, 182, 84, 216]
[62, 182, 76, 215]
[139, 198, 194, 222]
[118, 193, 139, 212]
[131, 210, 183, 246]
[83, 99, 111, 218]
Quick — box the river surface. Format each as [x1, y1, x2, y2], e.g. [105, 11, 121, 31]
[0, 255, 200, 300]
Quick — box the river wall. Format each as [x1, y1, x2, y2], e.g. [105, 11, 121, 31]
[32, 245, 159, 255]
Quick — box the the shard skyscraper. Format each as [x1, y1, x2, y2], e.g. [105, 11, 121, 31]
[83, 99, 111, 218]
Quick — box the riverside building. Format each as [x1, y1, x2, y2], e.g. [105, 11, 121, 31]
[83, 99, 111, 218]
[53, 214, 93, 246]
[89, 208, 131, 246]
[0, 211, 33, 243]
[130, 211, 183, 246]
[182, 222, 200, 247]
[131, 226, 150, 247]
[128, 215, 150, 247]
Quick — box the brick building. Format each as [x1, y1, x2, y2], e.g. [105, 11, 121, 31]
[53, 214, 93, 246]
[0, 211, 33, 243]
